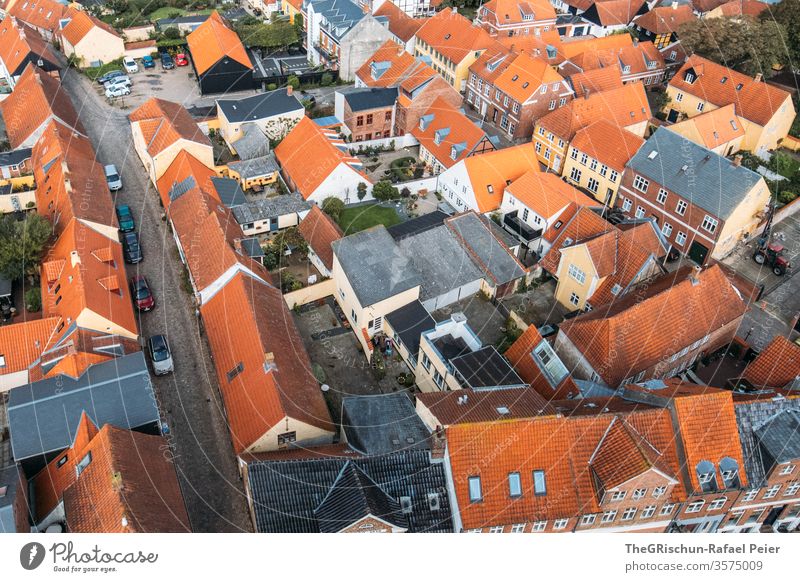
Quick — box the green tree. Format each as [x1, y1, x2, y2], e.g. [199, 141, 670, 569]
[286, 75, 300, 89]
[0, 213, 52, 280]
[677, 16, 787, 75]
[321, 72, 333, 86]
[766, 0, 800, 67]
[357, 182, 368, 201]
[24, 286, 41, 312]
[162, 26, 181, 40]
[321, 197, 344, 221]
[372, 180, 399, 201]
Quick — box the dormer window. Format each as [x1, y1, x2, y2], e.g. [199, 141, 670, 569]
[720, 458, 741, 489]
[696, 461, 717, 493]
[685, 72, 695, 83]
[450, 146, 458, 160]
[720, 76, 727, 84]
[486, 184, 493, 193]
[622, 65, 631, 74]
[511, 74, 518, 82]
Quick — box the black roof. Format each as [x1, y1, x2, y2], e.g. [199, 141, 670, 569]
[343, 87, 398, 112]
[341, 393, 430, 456]
[315, 463, 407, 532]
[451, 346, 526, 390]
[387, 210, 448, 241]
[385, 300, 435, 357]
[0, 464, 25, 533]
[217, 89, 304, 123]
[210, 176, 247, 208]
[240, 237, 265, 258]
[0, 148, 31, 167]
[7, 352, 160, 460]
[755, 409, 800, 466]
[246, 449, 453, 533]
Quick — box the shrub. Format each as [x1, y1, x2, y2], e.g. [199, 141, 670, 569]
[400, 187, 411, 198]
[286, 75, 300, 89]
[321, 197, 345, 221]
[372, 180, 399, 201]
[163, 26, 181, 40]
[778, 190, 798, 204]
[320, 72, 333, 86]
[25, 287, 41, 312]
[267, 83, 278, 91]
[357, 182, 368, 201]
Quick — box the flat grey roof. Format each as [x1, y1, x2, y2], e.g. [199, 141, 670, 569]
[341, 393, 430, 456]
[232, 193, 311, 224]
[217, 89, 304, 123]
[7, 352, 160, 460]
[447, 213, 525, 285]
[629, 127, 763, 220]
[451, 346, 526, 390]
[228, 153, 279, 180]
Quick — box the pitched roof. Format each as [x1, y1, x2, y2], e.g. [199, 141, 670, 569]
[505, 325, 580, 399]
[373, 0, 423, 42]
[129, 98, 211, 158]
[275, 116, 369, 199]
[186, 10, 251, 75]
[713, 0, 769, 17]
[355, 40, 420, 88]
[479, 0, 557, 25]
[754, 410, 800, 466]
[155, 149, 217, 209]
[506, 170, 596, 219]
[216, 88, 303, 123]
[633, 4, 696, 34]
[560, 31, 634, 59]
[493, 53, 564, 103]
[666, 103, 745, 150]
[341, 393, 430, 456]
[417, 387, 554, 425]
[8, 0, 70, 35]
[567, 65, 624, 97]
[743, 336, 800, 389]
[537, 82, 650, 141]
[0, 64, 84, 148]
[0, 17, 59, 76]
[669, 54, 793, 127]
[569, 119, 645, 172]
[568, 40, 665, 79]
[60, 9, 120, 47]
[414, 7, 498, 65]
[341, 86, 398, 112]
[561, 265, 748, 387]
[539, 206, 611, 273]
[583, 0, 646, 27]
[0, 317, 60, 375]
[200, 272, 334, 454]
[297, 204, 343, 271]
[460, 143, 540, 213]
[627, 127, 764, 220]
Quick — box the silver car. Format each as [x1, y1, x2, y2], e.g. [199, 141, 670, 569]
[148, 335, 174, 376]
[104, 164, 122, 191]
[104, 75, 131, 89]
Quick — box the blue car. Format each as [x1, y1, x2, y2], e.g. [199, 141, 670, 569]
[142, 55, 155, 69]
[160, 53, 174, 70]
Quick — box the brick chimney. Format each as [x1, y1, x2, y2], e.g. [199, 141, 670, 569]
[754, 72, 763, 83]
[287, 85, 293, 96]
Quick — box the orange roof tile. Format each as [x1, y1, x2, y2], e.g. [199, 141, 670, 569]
[462, 143, 540, 213]
[130, 97, 211, 157]
[373, 1, 423, 42]
[670, 54, 793, 127]
[568, 41, 665, 79]
[411, 96, 493, 170]
[8, 0, 70, 35]
[506, 170, 596, 219]
[0, 17, 60, 76]
[497, 30, 566, 65]
[560, 32, 634, 59]
[200, 272, 334, 453]
[416, 387, 555, 425]
[539, 206, 611, 273]
[567, 65, 624, 97]
[60, 9, 120, 47]
[633, 4, 696, 34]
[666, 103, 745, 150]
[469, 46, 515, 86]
[479, 0, 557, 26]
[591, 0, 646, 26]
[414, 8, 499, 65]
[493, 53, 564, 103]
[569, 119, 645, 172]
[560, 265, 748, 388]
[156, 149, 218, 209]
[714, 0, 769, 17]
[43, 351, 113, 380]
[0, 64, 84, 148]
[0, 317, 60, 374]
[505, 325, 579, 399]
[297, 205, 343, 271]
[355, 41, 419, 88]
[186, 11, 251, 76]
[743, 336, 800, 389]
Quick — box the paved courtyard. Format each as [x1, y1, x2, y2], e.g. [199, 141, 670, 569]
[433, 295, 508, 347]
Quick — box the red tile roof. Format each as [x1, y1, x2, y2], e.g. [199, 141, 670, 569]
[416, 388, 555, 426]
[506, 170, 596, 220]
[539, 206, 612, 274]
[714, 0, 769, 17]
[567, 65, 624, 97]
[297, 205, 343, 272]
[669, 54, 793, 127]
[0, 317, 60, 375]
[200, 272, 334, 453]
[0, 64, 84, 148]
[129, 97, 211, 157]
[156, 149, 218, 209]
[633, 4, 696, 34]
[568, 41, 665, 79]
[667, 103, 745, 150]
[186, 11, 251, 75]
[479, 0, 557, 26]
[355, 41, 420, 88]
[493, 53, 564, 104]
[743, 336, 800, 389]
[0, 17, 59, 76]
[8, 0, 71, 35]
[61, 9, 120, 47]
[373, 1, 423, 42]
[462, 143, 540, 213]
[569, 119, 645, 172]
[414, 8, 499, 65]
[505, 325, 580, 399]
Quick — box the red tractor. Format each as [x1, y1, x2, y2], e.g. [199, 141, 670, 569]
[753, 242, 791, 276]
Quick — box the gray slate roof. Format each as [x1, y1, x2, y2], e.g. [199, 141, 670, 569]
[211, 176, 247, 208]
[341, 87, 398, 112]
[341, 393, 430, 456]
[735, 398, 800, 485]
[331, 226, 422, 306]
[246, 449, 453, 532]
[232, 193, 311, 224]
[0, 148, 31, 167]
[446, 213, 526, 285]
[230, 123, 270, 160]
[217, 89, 304, 123]
[629, 127, 764, 220]
[228, 153, 279, 180]
[385, 300, 435, 357]
[0, 464, 24, 533]
[755, 409, 800, 467]
[309, 0, 365, 40]
[7, 352, 160, 460]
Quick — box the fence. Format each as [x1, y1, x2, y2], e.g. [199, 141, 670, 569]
[345, 134, 418, 153]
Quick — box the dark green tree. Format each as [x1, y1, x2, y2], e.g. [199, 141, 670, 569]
[321, 197, 344, 221]
[372, 181, 399, 201]
[0, 213, 52, 280]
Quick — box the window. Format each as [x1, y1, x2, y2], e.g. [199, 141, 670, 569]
[503, 96, 509, 107]
[587, 178, 599, 193]
[508, 472, 522, 497]
[662, 223, 672, 237]
[675, 92, 683, 102]
[569, 292, 579, 306]
[622, 197, 632, 212]
[747, 509, 764, 524]
[535, 142, 542, 153]
[601, 510, 617, 523]
[511, 523, 525, 533]
[743, 489, 758, 502]
[540, 85, 547, 94]
[598, 164, 608, 178]
[568, 264, 586, 284]
[538, 126, 546, 136]
[422, 353, 431, 371]
[674, 200, 688, 216]
[468, 476, 482, 502]
[569, 167, 581, 182]
[366, 114, 373, 124]
[632, 488, 647, 500]
[278, 431, 296, 446]
[633, 175, 649, 193]
[532, 341, 568, 386]
[610, 491, 626, 502]
[531, 521, 547, 532]
[489, 526, 504, 533]
[580, 153, 589, 165]
[641, 506, 656, 519]
[570, 148, 578, 160]
[433, 370, 444, 388]
[57, 455, 68, 468]
[685, 500, 704, 513]
[559, 97, 567, 107]
[609, 169, 619, 182]
[544, 149, 551, 161]
[495, 89, 501, 101]
[548, 99, 556, 110]
[764, 484, 781, 499]
[780, 465, 796, 476]
[533, 470, 547, 495]
[553, 518, 568, 530]
[512, 102, 520, 114]
[635, 205, 645, 218]
[660, 503, 676, 515]
[727, 511, 744, 526]
[581, 514, 596, 526]
[75, 452, 92, 476]
[697, 102, 705, 112]
[385, 111, 392, 121]
[784, 482, 800, 496]
[701, 215, 718, 233]
[656, 188, 667, 204]
[356, 116, 363, 126]
[720, 458, 741, 488]
[675, 231, 687, 246]
[621, 507, 637, 521]
[708, 497, 727, 510]
[227, 362, 244, 382]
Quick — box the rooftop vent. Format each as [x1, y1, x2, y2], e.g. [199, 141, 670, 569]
[400, 496, 413, 514]
[427, 492, 440, 511]
[647, 150, 658, 160]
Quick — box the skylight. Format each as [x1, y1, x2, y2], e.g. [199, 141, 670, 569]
[648, 151, 658, 160]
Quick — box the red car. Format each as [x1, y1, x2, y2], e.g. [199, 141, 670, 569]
[130, 275, 155, 312]
[175, 53, 189, 67]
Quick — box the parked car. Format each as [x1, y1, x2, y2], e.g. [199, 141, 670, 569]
[104, 75, 131, 89]
[105, 84, 131, 99]
[148, 334, 174, 375]
[130, 275, 155, 312]
[160, 53, 174, 69]
[105, 164, 122, 191]
[121, 231, 142, 264]
[115, 204, 134, 232]
[142, 55, 155, 69]
[97, 69, 124, 84]
[123, 56, 139, 73]
[175, 53, 188, 67]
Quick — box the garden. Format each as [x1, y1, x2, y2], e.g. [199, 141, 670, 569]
[338, 204, 402, 235]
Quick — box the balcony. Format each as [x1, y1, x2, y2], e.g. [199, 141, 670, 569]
[503, 211, 541, 242]
[313, 42, 339, 63]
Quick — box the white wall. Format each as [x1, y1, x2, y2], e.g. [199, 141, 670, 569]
[308, 163, 373, 204]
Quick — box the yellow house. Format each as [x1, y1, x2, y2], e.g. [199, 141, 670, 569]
[282, 0, 304, 26]
[60, 11, 125, 67]
[561, 119, 644, 208]
[665, 55, 796, 156]
[414, 8, 498, 92]
[665, 103, 745, 156]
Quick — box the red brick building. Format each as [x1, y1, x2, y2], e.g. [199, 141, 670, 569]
[336, 87, 397, 141]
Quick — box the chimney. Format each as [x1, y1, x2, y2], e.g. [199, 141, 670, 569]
[689, 264, 702, 286]
[754, 72, 763, 83]
[70, 249, 81, 268]
[452, 6, 457, 13]
[286, 85, 293, 96]
[671, 1, 678, 8]
[733, 154, 743, 167]
[264, 352, 276, 371]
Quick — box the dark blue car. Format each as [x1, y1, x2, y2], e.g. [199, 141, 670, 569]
[160, 53, 174, 70]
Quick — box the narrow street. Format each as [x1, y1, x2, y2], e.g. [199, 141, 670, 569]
[61, 69, 252, 532]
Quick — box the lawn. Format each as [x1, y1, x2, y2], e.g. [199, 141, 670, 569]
[148, 7, 214, 22]
[772, 151, 800, 179]
[338, 204, 402, 235]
